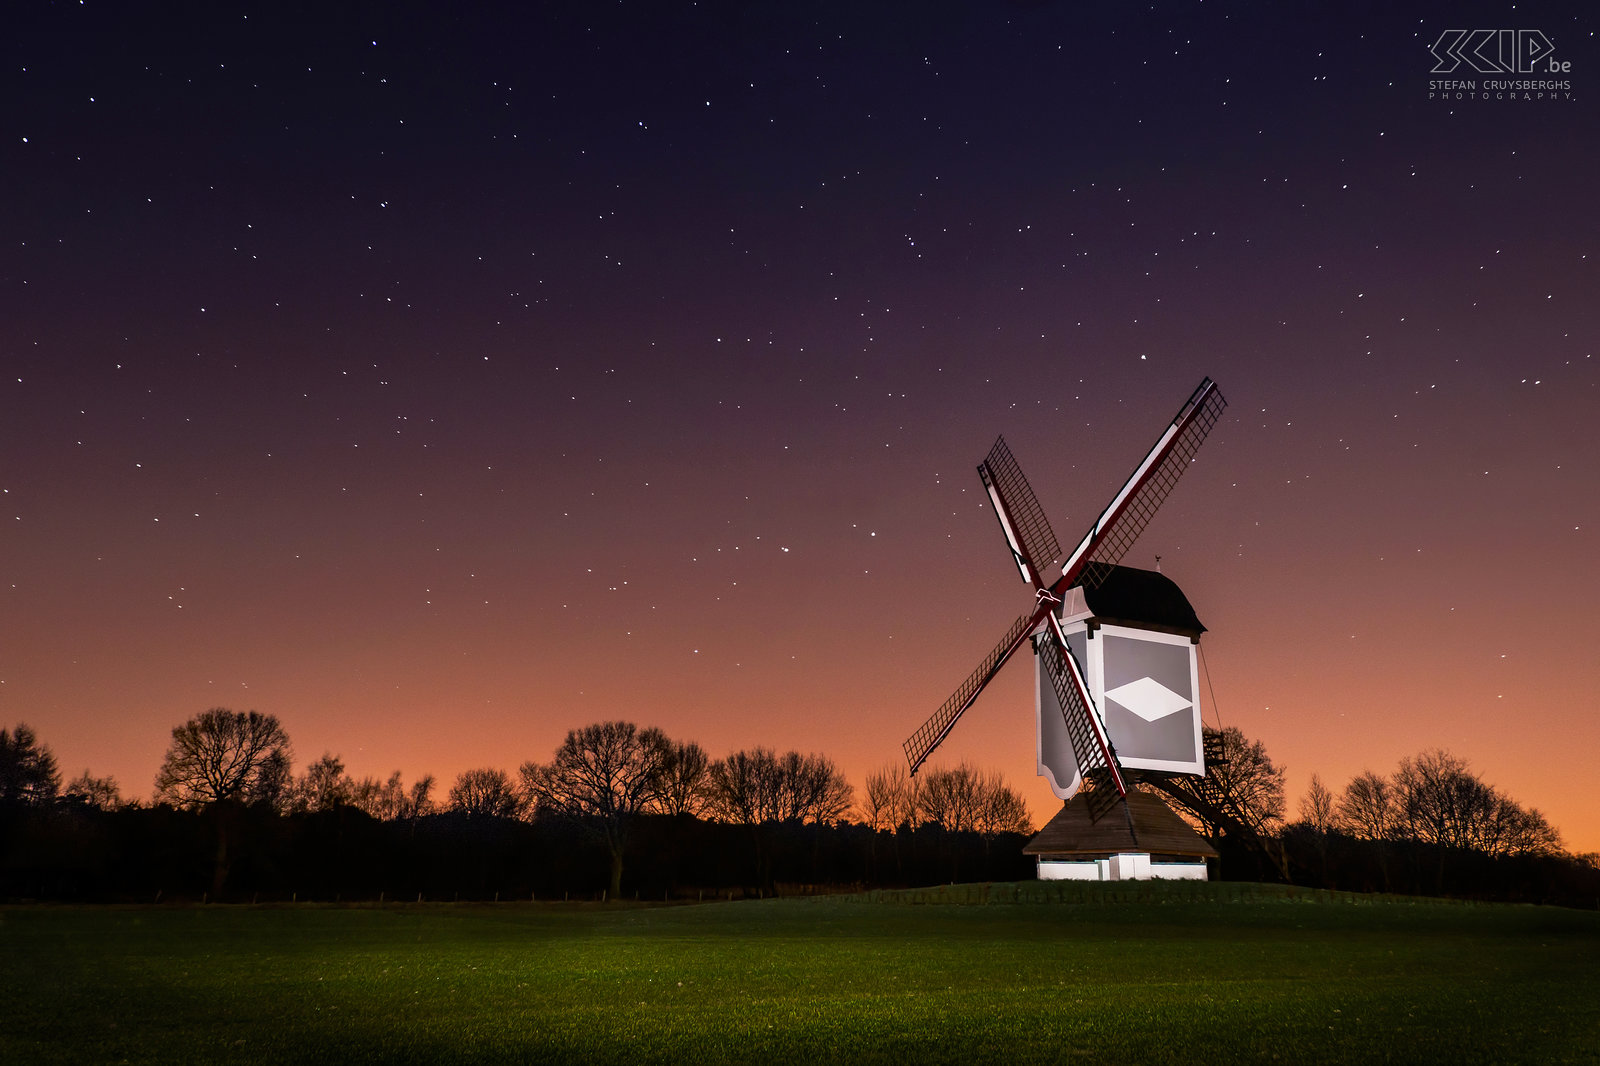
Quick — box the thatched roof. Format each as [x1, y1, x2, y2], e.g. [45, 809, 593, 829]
[1023, 789, 1218, 859]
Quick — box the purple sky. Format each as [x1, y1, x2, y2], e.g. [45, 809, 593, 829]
[4, 1, 1597, 849]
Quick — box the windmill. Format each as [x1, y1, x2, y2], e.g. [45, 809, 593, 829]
[902, 377, 1229, 879]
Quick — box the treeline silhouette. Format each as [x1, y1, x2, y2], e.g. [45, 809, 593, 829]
[1, 715, 1033, 902]
[3, 716, 1597, 908]
[0, 803, 1033, 903]
[1159, 730, 1600, 908]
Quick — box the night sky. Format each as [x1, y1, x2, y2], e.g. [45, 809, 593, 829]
[5, 2, 1597, 849]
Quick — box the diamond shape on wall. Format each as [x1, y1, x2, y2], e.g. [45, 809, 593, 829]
[1104, 676, 1192, 723]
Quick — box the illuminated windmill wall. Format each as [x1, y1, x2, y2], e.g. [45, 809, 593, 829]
[1038, 564, 1206, 800]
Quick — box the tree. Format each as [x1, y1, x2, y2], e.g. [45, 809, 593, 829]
[701, 747, 853, 891]
[343, 771, 435, 820]
[1394, 749, 1485, 851]
[917, 763, 1030, 839]
[292, 752, 352, 813]
[704, 747, 779, 826]
[1477, 793, 1562, 858]
[448, 768, 520, 818]
[519, 721, 672, 899]
[403, 774, 437, 819]
[1299, 773, 1336, 833]
[1336, 770, 1398, 841]
[774, 750, 853, 825]
[655, 738, 711, 817]
[64, 770, 122, 810]
[1209, 726, 1286, 832]
[919, 763, 984, 833]
[1331, 768, 1400, 890]
[1394, 750, 1562, 858]
[860, 763, 920, 832]
[345, 773, 391, 819]
[705, 748, 853, 826]
[153, 709, 292, 809]
[252, 748, 294, 814]
[152, 709, 293, 896]
[0, 724, 61, 806]
[1159, 725, 1286, 839]
[973, 775, 1033, 839]
[1146, 725, 1288, 879]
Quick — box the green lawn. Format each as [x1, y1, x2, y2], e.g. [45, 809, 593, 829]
[2, 884, 1597, 1065]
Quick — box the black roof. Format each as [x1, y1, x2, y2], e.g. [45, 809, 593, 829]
[1074, 563, 1205, 636]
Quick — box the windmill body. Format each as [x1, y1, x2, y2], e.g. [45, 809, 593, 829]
[1030, 566, 1215, 881]
[902, 377, 1228, 882]
[1037, 565, 1206, 801]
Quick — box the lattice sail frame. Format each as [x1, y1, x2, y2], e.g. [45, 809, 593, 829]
[979, 436, 1063, 587]
[1064, 378, 1228, 590]
[1037, 616, 1126, 822]
[901, 614, 1033, 773]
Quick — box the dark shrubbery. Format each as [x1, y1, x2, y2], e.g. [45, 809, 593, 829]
[0, 801, 1036, 903]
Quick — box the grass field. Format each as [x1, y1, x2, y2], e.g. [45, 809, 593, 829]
[3, 883, 1597, 1065]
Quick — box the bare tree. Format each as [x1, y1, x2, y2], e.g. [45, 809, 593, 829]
[655, 738, 711, 817]
[340, 770, 434, 823]
[917, 763, 1029, 838]
[1394, 750, 1562, 858]
[153, 709, 292, 809]
[1211, 726, 1286, 832]
[973, 773, 1033, 839]
[1395, 750, 1494, 851]
[292, 752, 352, 813]
[345, 773, 390, 818]
[776, 751, 853, 824]
[1477, 794, 1562, 858]
[64, 769, 122, 810]
[919, 763, 985, 833]
[704, 747, 779, 825]
[253, 748, 294, 814]
[1159, 725, 1286, 839]
[448, 767, 520, 818]
[702, 746, 852, 892]
[1336, 770, 1398, 841]
[1299, 773, 1336, 833]
[403, 774, 437, 819]
[152, 709, 293, 896]
[860, 763, 920, 832]
[518, 721, 672, 899]
[0, 724, 61, 806]
[706, 748, 853, 826]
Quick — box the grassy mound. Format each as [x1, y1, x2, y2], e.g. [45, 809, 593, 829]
[3, 883, 1596, 1064]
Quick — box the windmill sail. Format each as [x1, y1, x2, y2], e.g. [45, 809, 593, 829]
[903, 613, 1035, 775]
[1037, 616, 1127, 821]
[1059, 377, 1227, 590]
[979, 436, 1063, 587]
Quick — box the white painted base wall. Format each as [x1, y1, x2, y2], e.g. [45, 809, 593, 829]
[1036, 853, 1209, 882]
